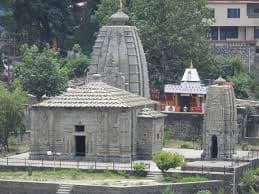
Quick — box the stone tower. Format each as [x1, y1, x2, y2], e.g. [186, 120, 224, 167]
[202, 77, 237, 160]
[88, 8, 150, 97]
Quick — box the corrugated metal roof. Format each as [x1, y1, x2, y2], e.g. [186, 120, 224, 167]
[33, 81, 154, 108]
[164, 84, 208, 94]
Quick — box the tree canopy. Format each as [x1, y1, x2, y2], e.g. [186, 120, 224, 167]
[0, 84, 27, 151]
[15, 45, 67, 100]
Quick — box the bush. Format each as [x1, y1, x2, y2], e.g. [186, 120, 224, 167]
[133, 163, 147, 177]
[180, 142, 193, 149]
[196, 190, 212, 194]
[153, 151, 185, 173]
[241, 169, 256, 193]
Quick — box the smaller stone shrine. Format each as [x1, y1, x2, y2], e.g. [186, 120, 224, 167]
[202, 77, 237, 160]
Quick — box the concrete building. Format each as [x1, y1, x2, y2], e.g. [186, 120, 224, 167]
[30, 75, 165, 162]
[208, 0, 259, 73]
[88, 9, 150, 98]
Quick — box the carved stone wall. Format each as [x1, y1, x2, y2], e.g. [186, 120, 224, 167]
[202, 84, 237, 160]
[30, 108, 137, 162]
[89, 25, 150, 97]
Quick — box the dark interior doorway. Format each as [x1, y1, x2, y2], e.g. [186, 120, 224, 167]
[75, 136, 85, 156]
[211, 135, 218, 159]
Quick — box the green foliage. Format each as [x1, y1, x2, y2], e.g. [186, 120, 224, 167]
[15, 44, 67, 99]
[12, 0, 74, 46]
[180, 142, 194, 149]
[241, 169, 256, 193]
[61, 45, 90, 79]
[0, 84, 26, 151]
[153, 151, 185, 173]
[196, 190, 212, 194]
[94, 0, 212, 88]
[162, 186, 174, 194]
[133, 163, 147, 177]
[177, 176, 208, 183]
[228, 73, 251, 99]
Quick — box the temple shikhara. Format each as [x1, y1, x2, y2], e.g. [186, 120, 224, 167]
[161, 63, 208, 113]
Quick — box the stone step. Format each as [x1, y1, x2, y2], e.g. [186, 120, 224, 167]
[56, 184, 73, 194]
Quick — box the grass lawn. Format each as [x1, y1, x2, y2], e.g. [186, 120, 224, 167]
[0, 169, 154, 186]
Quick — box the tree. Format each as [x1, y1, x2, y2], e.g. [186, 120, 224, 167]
[12, 0, 74, 48]
[94, 0, 212, 88]
[0, 84, 27, 151]
[15, 45, 67, 100]
[153, 151, 185, 173]
[61, 44, 90, 79]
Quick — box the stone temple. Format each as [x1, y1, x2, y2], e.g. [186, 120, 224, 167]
[88, 9, 150, 98]
[202, 77, 237, 160]
[30, 75, 165, 162]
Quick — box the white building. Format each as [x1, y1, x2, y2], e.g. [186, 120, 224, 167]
[208, 0, 259, 73]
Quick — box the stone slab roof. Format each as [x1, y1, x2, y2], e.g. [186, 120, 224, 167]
[138, 108, 167, 118]
[33, 81, 154, 108]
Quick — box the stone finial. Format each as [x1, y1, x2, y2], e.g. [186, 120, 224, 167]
[189, 60, 194, 69]
[214, 76, 226, 85]
[110, 10, 129, 25]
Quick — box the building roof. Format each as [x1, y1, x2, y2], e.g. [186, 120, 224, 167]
[33, 79, 154, 108]
[181, 68, 201, 83]
[164, 84, 208, 94]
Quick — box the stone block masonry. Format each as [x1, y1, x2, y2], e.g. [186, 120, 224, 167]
[0, 180, 224, 194]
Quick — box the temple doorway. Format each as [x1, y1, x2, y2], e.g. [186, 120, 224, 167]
[211, 135, 218, 159]
[75, 136, 86, 156]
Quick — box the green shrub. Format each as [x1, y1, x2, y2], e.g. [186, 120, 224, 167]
[133, 163, 147, 177]
[180, 142, 193, 149]
[153, 151, 185, 173]
[241, 143, 249, 151]
[241, 169, 256, 193]
[196, 190, 212, 194]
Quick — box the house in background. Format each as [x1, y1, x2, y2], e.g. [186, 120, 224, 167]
[208, 0, 259, 74]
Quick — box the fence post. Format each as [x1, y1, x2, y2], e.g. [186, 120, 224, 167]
[77, 160, 79, 169]
[113, 161, 115, 170]
[94, 161, 96, 170]
[201, 165, 203, 174]
[6, 157, 8, 166]
[224, 166, 225, 175]
[25, 158, 26, 167]
[41, 159, 43, 167]
[60, 160, 61, 168]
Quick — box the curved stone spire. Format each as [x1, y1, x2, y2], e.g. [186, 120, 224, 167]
[88, 7, 150, 98]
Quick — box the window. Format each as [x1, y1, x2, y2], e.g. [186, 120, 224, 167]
[75, 125, 85, 132]
[227, 8, 240, 18]
[209, 8, 215, 18]
[210, 27, 218, 40]
[255, 27, 259, 39]
[157, 133, 160, 140]
[254, 8, 259, 13]
[220, 27, 239, 40]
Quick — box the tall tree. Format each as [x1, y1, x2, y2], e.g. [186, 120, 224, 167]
[94, 0, 212, 88]
[0, 84, 26, 151]
[12, 0, 74, 48]
[15, 45, 67, 100]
